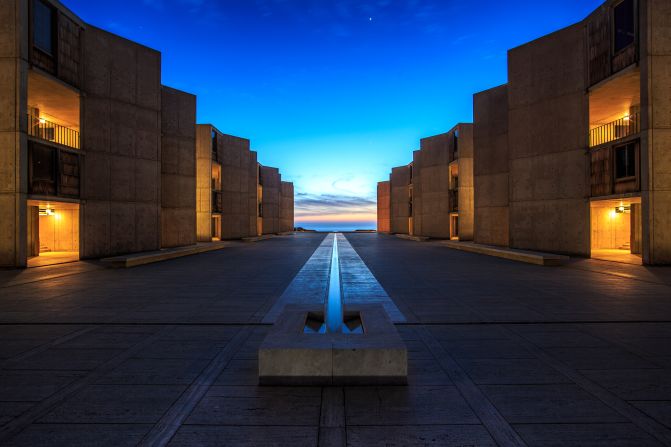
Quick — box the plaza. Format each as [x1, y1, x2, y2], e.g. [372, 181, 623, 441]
[0, 233, 670, 446]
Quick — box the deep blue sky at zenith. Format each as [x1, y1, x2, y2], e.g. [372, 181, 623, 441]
[63, 0, 603, 230]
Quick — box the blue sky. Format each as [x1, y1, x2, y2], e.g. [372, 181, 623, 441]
[63, 0, 603, 229]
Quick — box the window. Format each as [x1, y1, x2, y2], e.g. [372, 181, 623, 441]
[33, 0, 55, 55]
[614, 0, 635, 53]
[615, 142, 636, 179]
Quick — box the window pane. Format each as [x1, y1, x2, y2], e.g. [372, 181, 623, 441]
[614, 0, 635, 53]
[615, 143, 636, 179]
[34, 0, 54, 55]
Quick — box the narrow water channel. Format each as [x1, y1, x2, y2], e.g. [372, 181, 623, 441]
[325, 233, 343, 333]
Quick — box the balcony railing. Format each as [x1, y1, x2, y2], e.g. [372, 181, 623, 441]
[27, 114, 80, 149]
[589, 113, 639, 148]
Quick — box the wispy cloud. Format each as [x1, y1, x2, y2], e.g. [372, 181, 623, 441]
[295, 192, 376, 222]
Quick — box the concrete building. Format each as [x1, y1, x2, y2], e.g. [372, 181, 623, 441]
[473, 0, 671, 265]
[378, 125, 474, 240]
[413, 125, 474, 240]
[0, 0, 199, 268]
[195, 126, 260, 241]
[376, 181, 391, 233]
[1, 0, 293, 267]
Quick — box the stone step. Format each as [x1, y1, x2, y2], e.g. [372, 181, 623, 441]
[441, 240, 569, 266]
[101, 242, 229, 268]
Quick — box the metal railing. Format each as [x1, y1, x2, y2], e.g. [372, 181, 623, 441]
[27, 114, 80, 149]
[589, 113, 639, 148]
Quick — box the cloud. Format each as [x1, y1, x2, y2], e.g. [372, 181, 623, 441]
[295, 193, 376, 220]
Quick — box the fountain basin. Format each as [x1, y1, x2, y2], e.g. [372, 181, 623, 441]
[259, 304, 407, 385]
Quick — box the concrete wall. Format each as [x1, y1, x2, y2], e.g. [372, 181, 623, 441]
[39, 209, 79, 252]
[195, 125, 212, 241]
[80, 26, 162, 258]
[414, 134, 450, 238]
[260, 165, 281, 235]
[390, 165, 411, 234]
[280, 181, 294, 233]
[640, 0, 671, 264]
[249, 152, 259, 236]
[377, 181, 391, 233]
[456, 124, 474, 240]
[218, 133, 255, 239]
[160, 86, 196, 248]
[507, 24, 590, 256]
[0, 0, 29, 267]
[474, 85, 510, 247]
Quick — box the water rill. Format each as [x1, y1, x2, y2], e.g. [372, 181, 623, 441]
[259, 233, 407, 385]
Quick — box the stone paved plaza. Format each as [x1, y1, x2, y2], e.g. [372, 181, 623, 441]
[0, 233, 671, 446]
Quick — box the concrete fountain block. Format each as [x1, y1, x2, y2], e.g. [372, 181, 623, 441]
[259, 304, 407, 386]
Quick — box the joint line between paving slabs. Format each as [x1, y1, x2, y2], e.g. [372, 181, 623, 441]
[504, 327, 671, 446]
[0, 325, 98, 369]
[139, 326, 255, 447]
[0, 325, 176, 443]
[414, 326, 528, 447]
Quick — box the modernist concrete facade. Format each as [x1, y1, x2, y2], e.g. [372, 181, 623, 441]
[473, 0, 671, 265]
[0, 0, 293, 267]
[196, 126, 258, 241]
[379, 125, 474, 240]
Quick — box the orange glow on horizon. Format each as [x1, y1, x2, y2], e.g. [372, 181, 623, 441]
[296, 213, 377, 223]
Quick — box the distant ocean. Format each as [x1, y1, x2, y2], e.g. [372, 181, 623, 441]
[296, 222, 377, 232]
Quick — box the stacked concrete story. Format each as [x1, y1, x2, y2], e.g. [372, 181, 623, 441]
[473, 0, 671, 265]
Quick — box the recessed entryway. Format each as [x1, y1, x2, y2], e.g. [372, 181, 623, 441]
[590, 197, 642, 265]
[27, 200, 80, 267]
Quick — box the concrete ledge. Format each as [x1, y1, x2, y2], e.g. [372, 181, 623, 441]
[441, 241, 569, 266]
[395, 234, 429, 242]
[259, 304, 407, 386]
[101, 242, 229, 268]
[242, 235, 276, 243]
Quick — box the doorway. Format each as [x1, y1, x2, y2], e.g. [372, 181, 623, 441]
[590, 197, 642, 264]
[27, 200, 80, 267]
[450, 214, 459, 240]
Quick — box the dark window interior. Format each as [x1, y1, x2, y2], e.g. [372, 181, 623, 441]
[615, 142, 636, 179]
[33, 0, 55, 55]
[614, 0, 635, 53]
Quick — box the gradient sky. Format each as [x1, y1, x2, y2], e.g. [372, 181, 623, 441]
[63, 0, 603, 229]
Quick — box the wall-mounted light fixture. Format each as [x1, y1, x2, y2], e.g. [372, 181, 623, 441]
[615, 205, 631, 214]
[39, 207, 54, 216]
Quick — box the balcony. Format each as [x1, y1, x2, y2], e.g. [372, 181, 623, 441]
[28, 113, 80, 149]
[589, 113, 639, 148]
[28, 141, 80, 198]
[212, 190, 223, 214]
